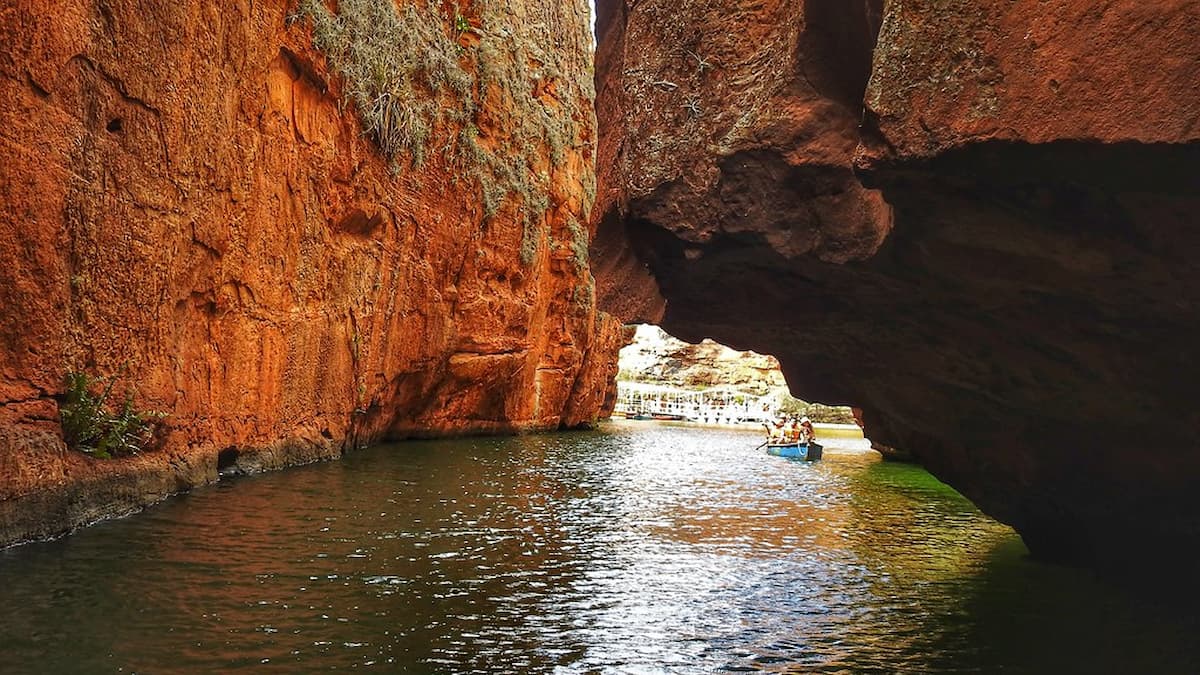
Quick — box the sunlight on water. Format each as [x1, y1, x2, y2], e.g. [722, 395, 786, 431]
[1, 424, 1197, 672]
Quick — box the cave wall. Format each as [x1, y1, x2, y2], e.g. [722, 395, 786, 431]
[0, 0, 621, 545]
[592, 0, 1200, 565]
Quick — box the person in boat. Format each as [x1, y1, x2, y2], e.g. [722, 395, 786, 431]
[765, 418, 787, 443]
[786, 417, 801, 443]
[798, 417, 815, 444]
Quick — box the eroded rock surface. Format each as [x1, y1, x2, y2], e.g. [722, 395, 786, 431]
[592, 0, 891, 325]
[593, 0, 1200, 566]
[0, 0, 620, 545]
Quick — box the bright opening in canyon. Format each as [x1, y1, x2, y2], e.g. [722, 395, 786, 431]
[612, 324, 872, 450]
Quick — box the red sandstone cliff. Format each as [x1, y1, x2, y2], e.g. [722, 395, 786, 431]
[0, 0, 620, 545]
[592, 0, 1200, 566]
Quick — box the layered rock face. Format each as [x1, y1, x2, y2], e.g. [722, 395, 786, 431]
[0, 0, 620, 545]
[593, 0, 1200, 566]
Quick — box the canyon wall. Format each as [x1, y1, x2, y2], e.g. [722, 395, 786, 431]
[593, 0, 1200, 566]
[0, 0, 620, 545]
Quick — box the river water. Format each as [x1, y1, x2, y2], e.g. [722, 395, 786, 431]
[2, 424, 1197, 673]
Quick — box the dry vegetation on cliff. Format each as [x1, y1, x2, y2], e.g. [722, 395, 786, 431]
[295, 0, 469, 164]
[294, 0, 595, 267]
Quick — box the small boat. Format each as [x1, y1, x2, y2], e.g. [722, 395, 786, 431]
[765, 442, 823, 461]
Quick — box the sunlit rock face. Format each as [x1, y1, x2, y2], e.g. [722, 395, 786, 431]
[592, 0, 1200, 566]
[0, 0, 621, 545]
[620, 324, 788, 395]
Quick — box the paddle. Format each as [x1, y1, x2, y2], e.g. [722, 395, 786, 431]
[756, 422, 773, 450]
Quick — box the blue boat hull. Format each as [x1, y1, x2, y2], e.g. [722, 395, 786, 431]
[765, 442, 823, 461]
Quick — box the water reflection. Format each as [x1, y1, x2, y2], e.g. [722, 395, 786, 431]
[1, 425, 1198, 672]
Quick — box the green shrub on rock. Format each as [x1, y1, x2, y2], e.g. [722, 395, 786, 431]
[59, 372, 166, 459]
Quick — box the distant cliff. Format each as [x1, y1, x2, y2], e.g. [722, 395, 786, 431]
[0, 0, 620, 545]
[619, 325, 787, 395]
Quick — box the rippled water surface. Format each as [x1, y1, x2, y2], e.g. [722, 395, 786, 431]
[3, 424, 1198, 673]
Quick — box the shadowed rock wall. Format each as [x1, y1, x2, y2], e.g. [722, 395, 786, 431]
[593, 0, 1200, 566]
[0, 0, 621, 545]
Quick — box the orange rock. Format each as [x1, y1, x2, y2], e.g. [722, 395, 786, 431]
[590, 0, 891, 325]
[0, 0, 614, 544]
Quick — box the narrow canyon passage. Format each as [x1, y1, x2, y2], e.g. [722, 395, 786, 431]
[2, 0, 1200, 671]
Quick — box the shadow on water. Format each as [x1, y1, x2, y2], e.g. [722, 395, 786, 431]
[846, 461, 1200, 673]
[934, 537, 1200, 673]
